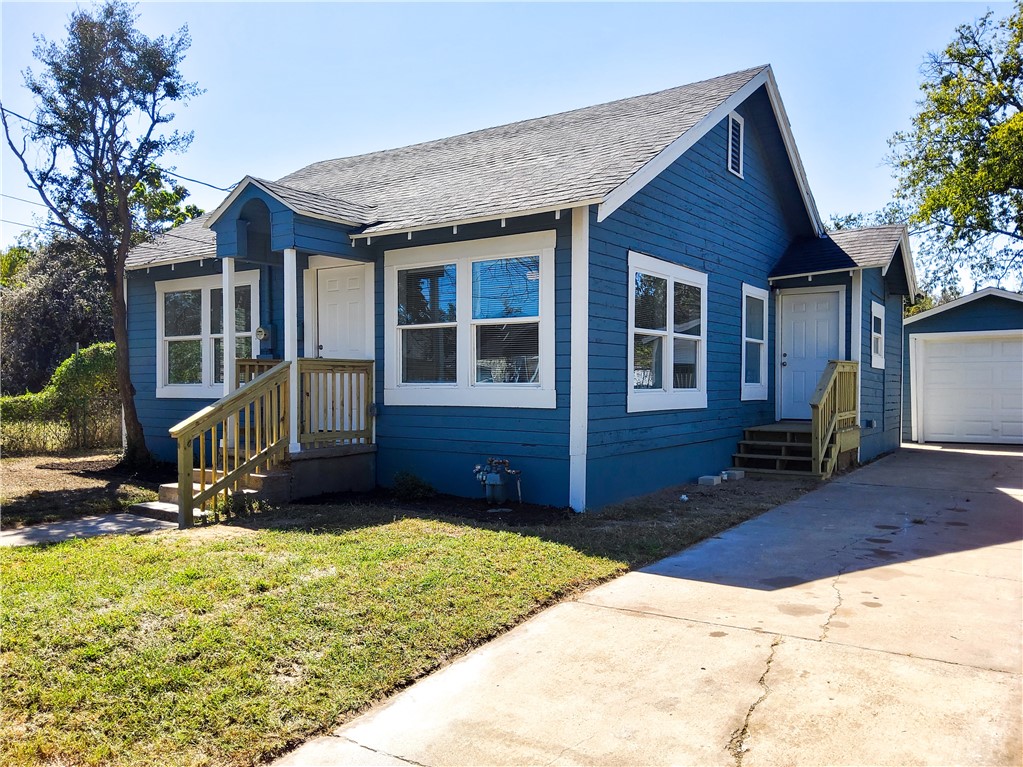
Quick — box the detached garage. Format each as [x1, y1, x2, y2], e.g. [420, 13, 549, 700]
[904, 288, 1023, 445]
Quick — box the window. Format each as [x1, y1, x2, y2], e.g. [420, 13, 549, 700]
[871, 300, 885, 369]
[384, 231, 555, 408]
[727, 112, 744, 178]
[741, 284, 769, 400]
[157, 271, 259, 398]
[628, 251, 708, 412]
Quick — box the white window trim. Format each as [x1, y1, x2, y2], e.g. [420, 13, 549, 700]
[156, 271, 260, 399]
[383, 230, 556, 408]
[727, 112, 744, 179]
[741, 283, 769, 401]
[627, 251, 708, 413]
[871, 300, 886, 369]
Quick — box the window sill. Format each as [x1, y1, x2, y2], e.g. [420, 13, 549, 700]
[157, 385, 223, 400]
[384, 384, 556, 409]
[627, 390, 707, 413]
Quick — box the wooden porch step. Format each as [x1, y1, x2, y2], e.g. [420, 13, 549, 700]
[732, 467, 827, 479]
[158, 483, 260, 505]
[732, 452, 813, 464]
[736, 440, 812, 455]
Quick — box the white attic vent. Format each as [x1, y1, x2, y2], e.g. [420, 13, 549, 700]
[728, 112, 744, 178]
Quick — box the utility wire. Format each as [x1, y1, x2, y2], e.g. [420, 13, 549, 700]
[1, 217, 215, 249]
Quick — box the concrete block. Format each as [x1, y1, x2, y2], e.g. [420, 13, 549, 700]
[698, 475, 721, 486]
[723, 470, 745, 481]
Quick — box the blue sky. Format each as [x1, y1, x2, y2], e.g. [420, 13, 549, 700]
[0, 1, 1005, 250]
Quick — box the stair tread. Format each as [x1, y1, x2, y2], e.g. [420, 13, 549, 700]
[736, 467, 826, 478]
[733, 452, 813, 462]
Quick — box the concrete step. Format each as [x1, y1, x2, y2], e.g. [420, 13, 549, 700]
[159, 483, 261, 505]
[128, 500, 215, 524]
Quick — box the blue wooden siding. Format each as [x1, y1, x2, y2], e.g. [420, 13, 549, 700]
[355, 213, 574, 506]
[127, 256, 296, 464]
[901, 295, 1023, 440]
[859, 268, 904, 461]
[585, 89, 811, 507]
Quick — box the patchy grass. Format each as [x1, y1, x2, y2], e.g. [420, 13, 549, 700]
[1, 458, 818, 767]
[1, 519, 622, 766]
[0, 452, 168, 529]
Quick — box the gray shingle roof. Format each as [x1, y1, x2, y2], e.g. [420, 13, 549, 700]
[130, 65, 774, 266]
[125, 214, 216, 269]
[278, 66, 768, 235]
[770, 225, 908, 279]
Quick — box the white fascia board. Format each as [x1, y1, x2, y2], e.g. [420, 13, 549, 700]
[768, 266, 864, 283]
[126, 254, 209, 271]
[349, 199, 603, 242]
[204, 176, 363, 230]
[596, 66, 825, 236]
[903, 286, 1023, 325]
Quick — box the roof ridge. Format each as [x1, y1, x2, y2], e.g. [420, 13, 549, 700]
[281, 65, 768, 178]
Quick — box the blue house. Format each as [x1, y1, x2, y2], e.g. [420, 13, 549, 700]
[902, 288, 1023, 445]
[125, 65, 918, 519]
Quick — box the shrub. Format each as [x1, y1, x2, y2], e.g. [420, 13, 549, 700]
[1, 343, 121, 455]
[392, 471, 436, 502]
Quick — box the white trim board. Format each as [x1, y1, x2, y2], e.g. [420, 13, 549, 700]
[597, 65, 824, 236]
[904, 286, 1023, 325]
[569, 206, 590, 512]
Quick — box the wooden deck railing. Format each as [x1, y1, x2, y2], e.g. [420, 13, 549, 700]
[298, 358, 374, 447]
[236, 358, 282, 385]
[169, 360, 291, 528]
[809, 360, 858, 477]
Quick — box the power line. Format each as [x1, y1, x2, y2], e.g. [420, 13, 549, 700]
[1, 193, 46, 207]
[1, 217, 214, 249]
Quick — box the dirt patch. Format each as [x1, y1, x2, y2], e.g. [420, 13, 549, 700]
[0, 451, 174, 529]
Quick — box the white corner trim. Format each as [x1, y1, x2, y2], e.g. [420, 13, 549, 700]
[851, 270, 863, 457]
[569, 206, 589, 512]
[596, 66, 824, 235]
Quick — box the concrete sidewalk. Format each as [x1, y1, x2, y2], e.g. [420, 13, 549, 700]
[0, 513, 175, 547]
[277, 444, 1022, 766]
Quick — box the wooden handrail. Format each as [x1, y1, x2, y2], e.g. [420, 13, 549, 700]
[170, 360, 291, 528]
[809, 360, 858, 477]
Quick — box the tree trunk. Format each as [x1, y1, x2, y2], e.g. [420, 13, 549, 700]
[111, 268, 152, 467]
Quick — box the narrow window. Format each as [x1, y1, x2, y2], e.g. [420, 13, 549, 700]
[397, 264, 457, 383]
[728, 113, 744, 178]
[741, 284, 769, 400]
[870, 301, 885, 369]
[628, 251, 708, 412]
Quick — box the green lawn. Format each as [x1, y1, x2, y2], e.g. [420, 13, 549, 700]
[1, 516, 622, 767]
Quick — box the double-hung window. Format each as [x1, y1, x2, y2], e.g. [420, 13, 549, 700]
[384, 231, 555, 408]
[156, 271, 259, 398]
[628, 251, 708, 412]
[870, 300, 886, 369]
[741, 284, 769, 400]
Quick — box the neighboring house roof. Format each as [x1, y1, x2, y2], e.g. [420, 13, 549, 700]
[125, 214, 216, 270]
[903, 286, 1023, 325]
[770, 224, 918, 296]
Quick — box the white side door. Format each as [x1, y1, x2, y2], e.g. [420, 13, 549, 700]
[316, 265, 371, 359]
[779, 290, 840, 419]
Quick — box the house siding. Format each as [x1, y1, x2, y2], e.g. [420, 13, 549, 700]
[585, 91, 810, 507]
[859, 268, 903, 460]
[359, 213, 574, 506]
[902, 295, 1023, 441]
[127, 256, 297, 463]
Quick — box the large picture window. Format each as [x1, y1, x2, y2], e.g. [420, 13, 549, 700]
[384, 231, 555, 408]
[741, 283, 769, 400]
[157, 272, 259, 398]
[628, 251, 708, 412]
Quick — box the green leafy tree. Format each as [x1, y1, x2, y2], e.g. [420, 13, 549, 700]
[889, 4, 1022, 291]
[1, 0, 202, 465]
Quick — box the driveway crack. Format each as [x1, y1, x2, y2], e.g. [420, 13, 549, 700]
[819, 571, 845, 641]
[727, 635, 782, 767]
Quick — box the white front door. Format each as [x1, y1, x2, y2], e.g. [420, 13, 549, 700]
[316, 265, 371, 359]
[779, 290, 841, 419]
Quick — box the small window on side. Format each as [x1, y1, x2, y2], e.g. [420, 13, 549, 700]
[870, 301, 885, 369]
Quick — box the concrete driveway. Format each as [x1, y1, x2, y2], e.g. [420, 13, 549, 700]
[278, 444, 1023, 766]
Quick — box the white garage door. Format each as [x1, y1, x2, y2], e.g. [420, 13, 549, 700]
[917, 333, 1023, 444]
